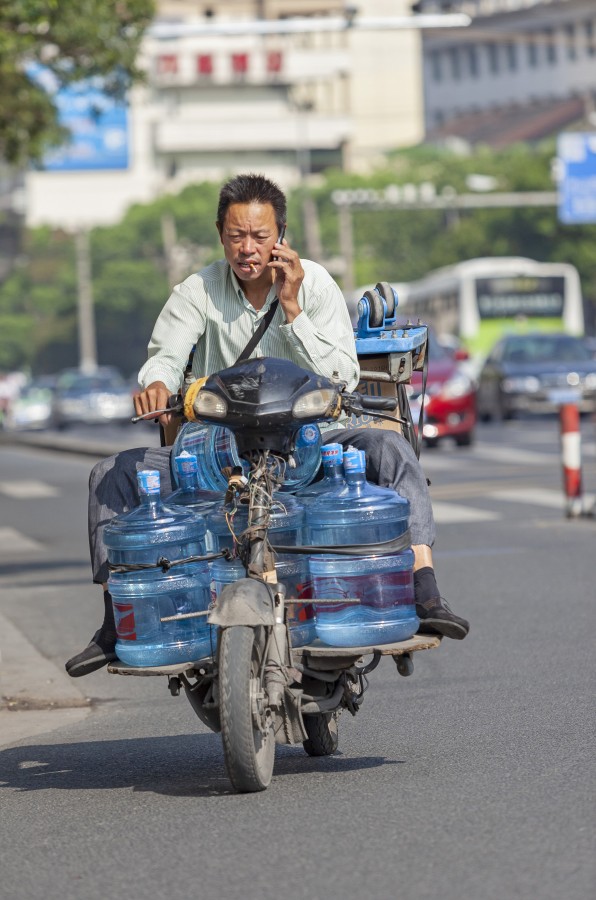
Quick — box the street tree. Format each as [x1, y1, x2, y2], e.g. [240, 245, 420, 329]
[0, 0, 155, 165]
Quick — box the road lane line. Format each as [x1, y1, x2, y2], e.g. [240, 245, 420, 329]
[0, 527, 43, 554]
[0, 480, 60, 499]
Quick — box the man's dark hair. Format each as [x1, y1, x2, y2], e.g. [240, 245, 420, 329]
[217, 173, 287, 231]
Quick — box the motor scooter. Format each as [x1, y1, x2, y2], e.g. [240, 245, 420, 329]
[109, 288, 440, 793]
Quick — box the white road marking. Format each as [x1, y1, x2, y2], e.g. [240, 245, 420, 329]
[0, 527, 43, 553]
[488, 488, 595, 510]
[471, 445, 556, 465]
[431, 502, 500, 523]
[0, 480, 59, 499]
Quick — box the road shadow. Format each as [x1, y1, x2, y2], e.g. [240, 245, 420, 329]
[0, 733, 403, 798]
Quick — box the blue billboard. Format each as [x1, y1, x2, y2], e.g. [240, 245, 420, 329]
[557, 132, 596, 225]
[28, 63, 129, 171]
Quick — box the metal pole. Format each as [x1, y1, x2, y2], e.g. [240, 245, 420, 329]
[338, 203, 355, 296]
[559, 401, 584, 517]
[75, 228, 97, 374]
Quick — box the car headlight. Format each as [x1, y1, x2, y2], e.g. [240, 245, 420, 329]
[192, 390, 228, 418]
[502, 376, 541, 393]
[584, 373, 596, 389]
[292, 388, 338, 418]
[439, 374, 473, 400]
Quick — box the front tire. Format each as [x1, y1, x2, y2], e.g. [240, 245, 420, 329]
[219, 625, 275, 793]
[303, 713, 339, 757]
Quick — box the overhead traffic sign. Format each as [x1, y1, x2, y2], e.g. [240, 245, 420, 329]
[557, 133, 596, 225]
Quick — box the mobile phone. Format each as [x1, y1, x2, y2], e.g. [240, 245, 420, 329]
[273, 225, 286, 261]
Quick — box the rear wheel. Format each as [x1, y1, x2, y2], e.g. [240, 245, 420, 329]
[219, 625, 275, 793]
[303, 713, 339, 757]
[374, 281, 396, 317]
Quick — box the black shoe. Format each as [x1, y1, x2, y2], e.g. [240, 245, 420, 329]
[416, 597, 469, 640]
[65, 589, 117, 677]
[65, 628, 117, 677]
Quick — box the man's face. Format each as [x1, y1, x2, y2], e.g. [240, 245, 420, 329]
[218, 202, 279, 281]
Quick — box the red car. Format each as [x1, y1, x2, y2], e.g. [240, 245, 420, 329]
[406, 330, 477, 447]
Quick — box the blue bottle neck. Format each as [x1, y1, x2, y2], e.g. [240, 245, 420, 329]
[321, 463, 344, 483]
[178, 470, 200, 493]
[139, 492, 161, 516]
[344, 470, 367, 494]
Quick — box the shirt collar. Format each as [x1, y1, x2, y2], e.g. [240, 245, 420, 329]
[228, 264, 277, 315]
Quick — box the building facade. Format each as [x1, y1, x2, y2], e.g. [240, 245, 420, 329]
[26, 0, 426, 228]
[421, 0, 596, 145]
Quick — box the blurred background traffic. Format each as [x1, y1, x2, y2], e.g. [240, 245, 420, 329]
[1, 0, 596, 447]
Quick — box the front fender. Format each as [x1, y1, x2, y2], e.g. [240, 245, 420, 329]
[208, 578, 276, 627]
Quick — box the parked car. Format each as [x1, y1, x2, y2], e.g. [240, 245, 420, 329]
[51, 366, 134, 429]
[3, 378, 55, 431]
[477, 332, 596, 420]
[407, 329, 477, 447]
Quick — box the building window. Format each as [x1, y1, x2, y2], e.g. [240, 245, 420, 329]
[266, 51, 283, 74]
[449, 47, 461, 80]
[231, 53, 249, 75]
[157, 54, 178, 75]
[586, 20, 596, 56]
[431, 50, 442, 81]
[544, 28, 556, 64]
[506, 42, 517, 70]
[468, 45, 478, 77]
[196, 54, 213, 76]
[527, 37, 538, 67]
[487, 43, 499, 73]
[565, 23, 577, 60]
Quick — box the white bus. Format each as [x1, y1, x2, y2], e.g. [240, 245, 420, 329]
[390, 257, 584, 357]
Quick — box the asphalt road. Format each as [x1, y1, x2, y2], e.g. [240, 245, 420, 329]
[0, 419, 594, 900]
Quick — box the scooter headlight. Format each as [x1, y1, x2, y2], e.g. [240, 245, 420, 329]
[292, 389, 337, 418]
[192, 390, 228, 418]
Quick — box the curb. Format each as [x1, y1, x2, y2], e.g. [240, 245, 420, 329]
[0, 612, 91, 749]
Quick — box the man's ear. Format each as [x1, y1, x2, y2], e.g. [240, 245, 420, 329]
[216, 221, 223, 244]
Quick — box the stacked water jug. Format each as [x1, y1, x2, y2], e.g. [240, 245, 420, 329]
[302, 444, 419, 647]
[106, 469, 213, 667]
[106, 440, 419, 666]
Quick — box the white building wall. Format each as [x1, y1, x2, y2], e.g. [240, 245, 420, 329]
[423, 0, 596, 131]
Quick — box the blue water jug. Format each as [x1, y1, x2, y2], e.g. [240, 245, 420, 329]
[167, 452, 225, 553]
[210, 556, 316, 647]
[171, 421, 322, 493]
[306, 449, 418, 647]
[206, 493, 305, 552]
[305, 447, 410, 546]
[296, 442, 345, 502]
[106, 470, 213, 666]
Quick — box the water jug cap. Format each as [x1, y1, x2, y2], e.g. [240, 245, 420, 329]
[175, 453, 199, 476]
[343, 448, 366, 474]
[137, 470, 161, 495]
[321, 443, 343, 464]
[295, 423, 320, 447]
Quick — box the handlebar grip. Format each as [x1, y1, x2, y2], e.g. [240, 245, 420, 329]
[358, 395, 398, 411]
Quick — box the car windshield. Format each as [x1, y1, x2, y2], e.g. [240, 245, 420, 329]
[57, 370, 126, 391]
[502, 335, 591, 364]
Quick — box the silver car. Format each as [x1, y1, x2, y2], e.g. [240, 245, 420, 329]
[52, 367, 134, 429]
[477, 333, 596, 420]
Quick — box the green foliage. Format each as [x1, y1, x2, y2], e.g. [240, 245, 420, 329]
[0, 0, 155, 164]
[2, 143, 596, 376]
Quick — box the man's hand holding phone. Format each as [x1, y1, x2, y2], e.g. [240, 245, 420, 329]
[269, 225, 304, 323]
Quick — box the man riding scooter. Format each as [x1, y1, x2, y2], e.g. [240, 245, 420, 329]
[65, 172, 469, 678]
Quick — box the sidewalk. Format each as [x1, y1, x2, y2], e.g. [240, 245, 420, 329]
[0, 611, 91, 749]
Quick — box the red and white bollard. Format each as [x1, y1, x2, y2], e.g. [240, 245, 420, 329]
[559, 402, 584, 518]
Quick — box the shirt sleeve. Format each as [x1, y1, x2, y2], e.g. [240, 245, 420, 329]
[278, 274, 360, 391]
[138, 278, 206, 392]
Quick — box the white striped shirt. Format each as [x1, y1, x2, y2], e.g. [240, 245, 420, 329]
[139, 258, 360, 397]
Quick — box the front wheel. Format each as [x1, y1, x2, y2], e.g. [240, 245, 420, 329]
[303, 713, 339, 757]
[219, 625, 275, 793]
